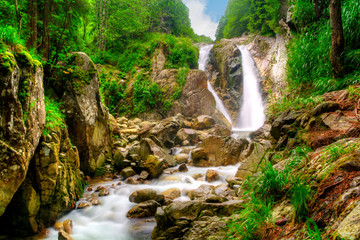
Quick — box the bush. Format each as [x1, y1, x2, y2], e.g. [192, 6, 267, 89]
[291, 178, 310, 221]
[43, 96, 66, 136]
[0, 25, 24, 46]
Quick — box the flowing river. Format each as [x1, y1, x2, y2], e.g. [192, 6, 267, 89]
[45, 43, 264, 240]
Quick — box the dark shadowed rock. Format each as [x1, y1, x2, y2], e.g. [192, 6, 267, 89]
[127, 200, 160, 218]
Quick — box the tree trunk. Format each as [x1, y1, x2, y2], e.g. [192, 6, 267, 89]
[42, 0, 50, 60]
[330, 0, 344, 78]
[14, 0, 23, 37]
[27, 0, 37, 49]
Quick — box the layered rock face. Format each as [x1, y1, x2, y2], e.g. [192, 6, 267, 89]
[50, 52, 112, 175]
[208, 40, 242, 122]
[0, 127, 84, 235]
[0, 49, 45, 216]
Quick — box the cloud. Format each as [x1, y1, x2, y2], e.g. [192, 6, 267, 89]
[183, 0, 218, 40]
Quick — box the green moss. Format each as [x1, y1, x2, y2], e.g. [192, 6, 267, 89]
[0, 52, 16, 74]
[33, 60, 43, 72]
[14, 49, 33, 68]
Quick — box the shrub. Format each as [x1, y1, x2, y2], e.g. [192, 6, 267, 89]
[0, 25, 25, 46]
[43, 96, 66, 136]
[291, 178, 310, 221]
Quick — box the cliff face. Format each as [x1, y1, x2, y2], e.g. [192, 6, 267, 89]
[0, 48, 45, 216]
[0, 48, 112, 236]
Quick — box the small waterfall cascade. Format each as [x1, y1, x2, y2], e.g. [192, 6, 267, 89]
[233, 45, 265, 132]
[198, 45, 233, 125]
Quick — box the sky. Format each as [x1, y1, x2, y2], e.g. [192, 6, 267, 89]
[182, 0, 229, 40]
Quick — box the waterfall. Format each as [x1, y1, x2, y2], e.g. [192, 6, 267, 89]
[198, 45, 233, 125]
[234, 45, 265, 132]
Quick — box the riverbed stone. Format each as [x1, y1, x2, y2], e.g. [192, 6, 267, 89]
[58, 229, 73, 240]
[127, 200, 160, 218]
[160, 188, 181, 200]
[192, 115, 216, 130]
[205, 169, 219, 182]
[129, 189, 158, 203]
[178, 163, 188, 172]
[175, 128, 198, 145]
[120, 167, 136, 179]
[145, 155, 164, 179]
[63, 219, 73, 234]
[175, 154, 189, 164]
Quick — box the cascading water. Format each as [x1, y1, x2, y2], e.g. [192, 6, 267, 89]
[199, 45, 233, 125]
[233, 45, 265, 132]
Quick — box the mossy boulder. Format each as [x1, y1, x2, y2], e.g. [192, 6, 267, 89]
[51, 52, 112, 175]
[0, 50, 45, 217]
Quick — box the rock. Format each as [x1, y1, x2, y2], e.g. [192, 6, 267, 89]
[335, 204, 360, 239]
[175, 128, 198, 145]
[0, 50, 45, 216]
[160, 188, 181, 200]
[54, 222, 64, 231]
[109, 114, 121, 136]
[51, 52, 112, 175]
[145, 155, 164, 179]
[58, 229, 73, 240]
[129, 189, 158, 203]
[140, 138, 176, 167]
[63, 219, 72, 234]
[235, 142, 269, 179]
[126, 200, 160, 218]
[191, 148, 207, 160]
[77, 202, 91, 209]
[139, 170, 150, 180]
[321, 113, 356, 131]
[205, 170, 219, 182]
[311, 101, 340, 116]
[192, 115, 216, 130]
[209, 40, 242, 121]
[191, 136, 248, 167]
[270, 110, 303, 140]
[204, 194, 228, 203]
[126, 177, 141, 185]
[175, 154, 189, 164]
[178, 164, 188, 172]
[120, 167, 136, 179]
[226, 177, 244, 188]
[173, 70, 216, 118]
[87, 197, 101, 206]
[182, 216, 228, 240]
[98, 189, 110, 197]
[147, 116, 181, 148]
[152, 200, 244, 239]
[189, 185, 215, 200]
[113, 148, 126, 169]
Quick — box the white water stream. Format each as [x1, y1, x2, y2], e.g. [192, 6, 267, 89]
[233, 45, 265, 132]
[44, 164, 239, 240]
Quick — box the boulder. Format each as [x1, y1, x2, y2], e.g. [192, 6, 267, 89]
[58, 229, 73, 240]
[205, 170, 219, 182]
[0, 50, 45, 216]
[191, 115, 216, 130]
[178, 164, 188, 172]
[191, 136, 248, 167]
[51, 52, 112, 175]
[129, 189, 158, 203]
[120, 167, 136, 179]
[175, 128, 198, 145]
[175, 154, 189, 164]
[335, 204, 360, 239]
[160, 188, 181, 200]
[145, 155, 164, 179]
[63, 219, 73, 234]
[140, 138, 176, 167]
[147, 116, 181, 148]
[127, 200, 160, 218]
[189, 185, 215, 200]
[235, 142, 269, 179]
[174, 70, 216, 118]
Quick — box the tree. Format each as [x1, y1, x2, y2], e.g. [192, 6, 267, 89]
[26, 0, 37, 49]
[329, 0, 344, 78]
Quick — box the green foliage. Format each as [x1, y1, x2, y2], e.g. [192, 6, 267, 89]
[43, 96, 66, 136]
[306, 218, 330, 240]
[132, 71, 163, 114]
[216, 0, 280, 40]
[227, 193, 272, 240]
[0, 25, 24, 46]
[290, 0, 316, 29]
[291, 178, 310, 221]
[165, 35, 198, 69]
[322, 142, 357, 163]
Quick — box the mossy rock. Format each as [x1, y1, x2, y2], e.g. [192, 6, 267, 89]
[14, 46, 33, 68]
[0, 52, 16, 74]
[33, 60, 43, 72]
